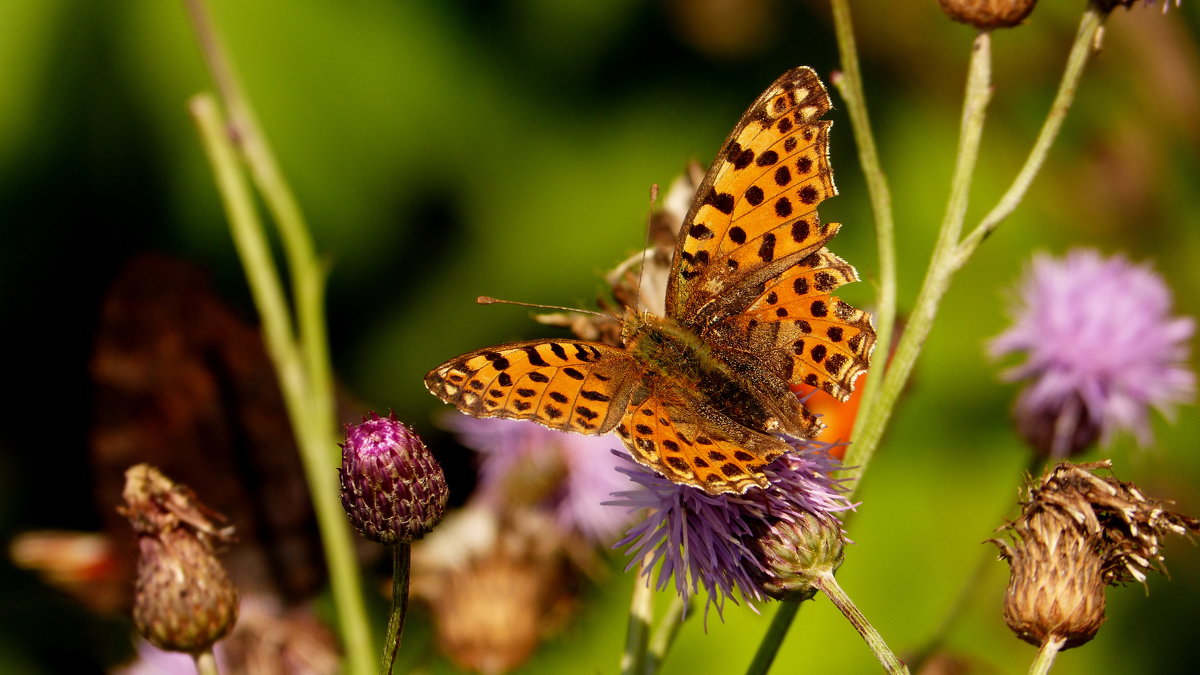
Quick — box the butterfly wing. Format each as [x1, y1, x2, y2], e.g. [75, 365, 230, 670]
[615, 377, 794, 494]
[666, 66, 840, 322]
[717, 248, 875, 400]
[426, 340, 638, 435]
[665, 66, 874, 402]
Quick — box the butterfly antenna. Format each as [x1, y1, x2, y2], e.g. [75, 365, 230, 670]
[633, 183, 660, 312]
[475, 296, 611, 320]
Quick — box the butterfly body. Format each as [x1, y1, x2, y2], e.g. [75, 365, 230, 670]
[427, 67, 875, 494]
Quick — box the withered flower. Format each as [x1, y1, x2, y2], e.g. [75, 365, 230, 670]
[119, 463, 239, 654]
[936, 0, 1039, 28]
[992, 460, 1200, 650]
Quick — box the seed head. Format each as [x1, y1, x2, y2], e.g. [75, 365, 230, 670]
[936, 0, 1038, 28]
[120, 464, 238, 653]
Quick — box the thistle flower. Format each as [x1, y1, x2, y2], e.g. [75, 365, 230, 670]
[754, 511, 846, 602]
[990, 250, 1194, 458]
[447, 415, 633, 542]
[119, 464, 238, 654]
[936, 0, 1039, 28]
[991, 461, 1200, 649]
[340, 411, 448, 544]
[610, 440, 852, 616]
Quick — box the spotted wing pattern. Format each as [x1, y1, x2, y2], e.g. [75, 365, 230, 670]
[667, 66, 841, 322]
[613, 380, 795, 493]
[731, 247, 875, 399]
[425, 340, 638, 435]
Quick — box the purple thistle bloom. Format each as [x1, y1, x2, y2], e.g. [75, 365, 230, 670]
[990, 250, 1194, 458]
[445, 416, 634, 542]
[609, 440, 853, 617]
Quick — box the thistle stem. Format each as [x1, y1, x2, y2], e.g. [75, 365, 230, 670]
[1029, 636, 1067, 675]
[830, 0, 897, 444]
[643, 593, 689, 675]
[182, 1, 374, 670]
[621, 556, 655, 675]
[380, 543, 411, 674]
[842, 30, 993, 486]
[744, 599, 800, 675]
[813, 573, 910, 674]
[194, 650, 220, 675]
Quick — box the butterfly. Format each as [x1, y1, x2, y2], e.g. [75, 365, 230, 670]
[426, 67, 874, 494]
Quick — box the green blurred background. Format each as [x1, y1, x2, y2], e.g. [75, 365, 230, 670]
[1, 0, 1198, 672]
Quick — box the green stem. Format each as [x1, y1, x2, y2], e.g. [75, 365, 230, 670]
[814, 573, 909, 674]
[744, 600, 800, 675]
[956, 6, 1104, 267]
[643, 593, 689, 675]
[1028, 636, 1066, 675]
[621, 557, 654, 675]
[842, 30, 993, 488]
[194, 650, 220, 675]
[830, 0, 897, 446]
[380, 543, 411, 675]
[189, 94, 374, 675]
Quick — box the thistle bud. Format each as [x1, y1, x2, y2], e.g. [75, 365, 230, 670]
[936, 0, 1038, 28]
[340, 411, 448, 544]
[992, 461, 1200, 649]
[119, 464, 238, 653]
[754, 512, 846, 602]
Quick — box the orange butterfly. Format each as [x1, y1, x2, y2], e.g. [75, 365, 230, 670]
[426, 67, 874, 494]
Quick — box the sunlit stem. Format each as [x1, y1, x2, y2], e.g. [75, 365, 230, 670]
[842, 30, 993, 486]
[1029, 635, 1067, 675]
[621, 554, 655, 675]
[182, 0, 374, 670]
[813, 573, 910, 674]
[830, 0, 897, 447]
[643, 593, 689, 675]
[194, 650, 219, 675]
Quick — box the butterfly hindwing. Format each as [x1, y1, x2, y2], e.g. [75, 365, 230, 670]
[614, 380, 793, 494]
[425, 340, 637, 435]
[733, 247, 875, 400]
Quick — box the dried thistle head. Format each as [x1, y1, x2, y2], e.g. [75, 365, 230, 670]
[936, 0, 1038, 28]
[991, 460, 1200, 649]
[119, 463, 239, 653]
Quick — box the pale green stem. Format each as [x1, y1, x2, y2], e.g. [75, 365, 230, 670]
[956, 6, 1105, 268]
[744, 600, 801, 675]
[194, 650, 220, 675]
[621, 556, 655, 675]
[380, 543, 411, 675]
[189, 94, 374, 675]
[642, 593, 689, 675]
[841, 31, 993, 486]
[1029, 636, 1067, 675]
[814, 573, 909, 674]
[830, 0, 897, 445]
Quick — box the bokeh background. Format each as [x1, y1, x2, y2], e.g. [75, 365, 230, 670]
[1, 0, 1198, 673]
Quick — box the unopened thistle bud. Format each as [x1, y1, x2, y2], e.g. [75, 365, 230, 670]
[119, 464, 238, 653]
[754, 512, 846, 602]
[992, 461, 1200, 649]
[936, 0, 1038, 28]
[340, 411, 448, 544]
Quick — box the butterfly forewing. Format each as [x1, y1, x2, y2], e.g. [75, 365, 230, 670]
[667, 66, 840, 321]
[425, 340, 638, 435]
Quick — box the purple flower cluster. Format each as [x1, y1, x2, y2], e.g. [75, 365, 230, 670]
[609, 439, 853, 616]
[446, 416, 634, 542]
[990, 250, 1194, 457]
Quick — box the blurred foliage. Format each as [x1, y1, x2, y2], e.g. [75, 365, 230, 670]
[1, 0, 1198, 672]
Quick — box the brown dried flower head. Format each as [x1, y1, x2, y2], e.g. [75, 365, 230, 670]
[936, 0, 1038, 28]
[119, 463, 239, 653]
[991, 460, 1200, 649]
